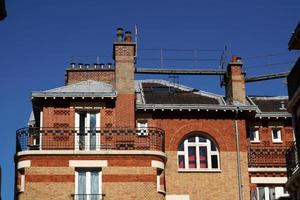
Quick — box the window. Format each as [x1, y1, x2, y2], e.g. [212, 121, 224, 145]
[75, 169, 102, 200]
[75, 111, 100, 151]
[272, 128, 282, 143]
[178, 134, 219, 170]
[249, 129, 260, 143]
[137, 121, 148, 136]
[256, 186, 289, 200]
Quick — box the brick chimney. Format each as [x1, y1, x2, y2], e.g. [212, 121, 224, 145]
[225, 55, 247, 105]
[113, 28, 136, 127]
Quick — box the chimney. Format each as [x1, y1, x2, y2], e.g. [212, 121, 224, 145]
[113, 28, 136, 127]
[225, 55, 247, 105]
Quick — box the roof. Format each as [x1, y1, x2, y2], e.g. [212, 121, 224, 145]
[32, 80, 117, 98]
[135, 79, 257, 112]
[288, 22, 300, 50]
[248, 96, 291, 118]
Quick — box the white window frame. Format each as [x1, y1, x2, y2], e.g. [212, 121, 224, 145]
[75, 111, 101, 151]
[20, 171, 25, 192]
[177, 135, 220, 171]
[137, 121, 148, 136]
[256, 186, 288, 200]
[75, 169, 102, 200]
[271, 128, 282, 143]
[249, 129, 260, 143]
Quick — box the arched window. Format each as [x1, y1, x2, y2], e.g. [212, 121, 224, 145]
[178, 134, 220, 170]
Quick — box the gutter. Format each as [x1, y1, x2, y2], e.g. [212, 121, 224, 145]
[235, 108, 243, 200]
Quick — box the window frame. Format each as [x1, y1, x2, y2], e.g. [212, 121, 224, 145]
[249, 128, 260, 143]
[271, 128, 282, 143]
[74, 168, 102, 200]
[177, 134, 220, 172]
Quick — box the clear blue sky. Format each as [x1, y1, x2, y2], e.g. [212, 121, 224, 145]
[0, 1, 299, 199]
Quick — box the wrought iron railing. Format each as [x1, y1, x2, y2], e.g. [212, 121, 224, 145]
[248, 144, 290, 167]
[16, 127, 165, 153]
[286, 142, 300, 178]
[72, 194, 105, 200]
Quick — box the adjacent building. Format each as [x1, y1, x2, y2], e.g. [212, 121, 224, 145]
[285, 22, 300, 200]
[15, 29, 293, 200]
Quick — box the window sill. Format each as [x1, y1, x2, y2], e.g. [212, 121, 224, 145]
[272, 141, 283, 144]
[250, 141, 260, 143]
[178, 168, 221, 173]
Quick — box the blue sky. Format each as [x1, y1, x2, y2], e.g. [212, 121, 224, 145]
[0, 1, 299, 199]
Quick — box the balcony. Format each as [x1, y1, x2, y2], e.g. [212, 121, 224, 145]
[286, 142, 300, 178]
[248, 143, 290, 167]
[16, 127, 165, 153]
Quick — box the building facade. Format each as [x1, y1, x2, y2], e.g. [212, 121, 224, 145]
[286, 22, 300, 200]
[15, 29, 293, 200]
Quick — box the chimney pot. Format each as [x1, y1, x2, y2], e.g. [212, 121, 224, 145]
[231, 55, 237, 62]
[85, 64, 90, 68]
[70, 63, 76, 68]
[100, 63, 105, 69]
[116, 28, 124, 42]
[124, 31, 132, 42]
[78, 63, 83, 68]
[93, 63, 98, 68]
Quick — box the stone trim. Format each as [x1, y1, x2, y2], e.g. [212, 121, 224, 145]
[17, 160, 31, 169]
[69, 160, 108, 168]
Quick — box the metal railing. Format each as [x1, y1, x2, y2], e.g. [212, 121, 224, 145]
[16, 127, 165, 153]
[248, 144, 290, 167]
[286, 142, 300, 178]
[72, 194, 105, 200]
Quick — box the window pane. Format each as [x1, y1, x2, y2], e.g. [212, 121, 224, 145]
[211, 155, 218, 168]
[269, 187, 276, 200]
[249, 130, 255, 141]
[188, 136, 196, 142]
[91, 171, 99, 200]
[188, 147, 196, 168]
[198, 136, 206, 142]
[178, 142, 184, 151]
[199, 147, 207, 168]
[211, 142, 217, 151]
[273, 130, 279, 139]
[78, 171, 86, 195]
[258, 187, 265, 200]
[90, 113, 97, 150]
[178, 155, 185, 168]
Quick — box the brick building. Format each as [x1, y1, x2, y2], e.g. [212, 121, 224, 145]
[15, 29, 293, 200]
[285, 22, 300, 200]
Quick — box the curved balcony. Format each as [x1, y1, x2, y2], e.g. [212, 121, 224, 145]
[16, 127, 165, 153]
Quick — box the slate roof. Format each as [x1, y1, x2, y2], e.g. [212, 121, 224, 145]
[248, 96, 291, 118]
[136, 80, 224, 105]
[32, 80, 117, 98]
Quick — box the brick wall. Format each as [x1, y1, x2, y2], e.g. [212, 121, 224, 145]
[16, 155, 164, 200]
[65, 70, 115, 86]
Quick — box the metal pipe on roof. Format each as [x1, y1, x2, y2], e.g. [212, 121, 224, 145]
[135, 67, 226, 75]
[245, 72, 290, 82]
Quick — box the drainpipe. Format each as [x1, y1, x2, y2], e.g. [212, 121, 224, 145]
[235, 107, 243, 200]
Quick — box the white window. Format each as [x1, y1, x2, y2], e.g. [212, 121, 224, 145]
[18, 169, 25, 192]
[177, 135, 220, 170]
[272, 129, 282, 143]
[256, 186, 289, 200]
[137, 121, 148, 136]
[156, 169, 165, 193]
[249, 129, 260, 143]
[75, 111, 100, 151]
[75, 169, 102, 200]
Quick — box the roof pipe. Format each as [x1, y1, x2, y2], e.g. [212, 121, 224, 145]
[235, 107, 243, 200]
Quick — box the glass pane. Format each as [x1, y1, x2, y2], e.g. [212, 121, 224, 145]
[91, 171, 99, 200]
[269, 187, 276, 200]
[211, 142, 217, 151]
[90, 113, 97, 150]
[188, 147, 196, 168]
[79, 113, 86, 150]
[258, 187, 265, 200]
[188, 136, 196, 142]
[249, 130, 255, 141]
[198, 136, 206, 142]
[178, 142, 184, 151]
[211, 155, 218, 168]
[273, 130, 278, 139]
[78, 171, 86, 199]
[178, 155, 185, 168]
[199, 147, 207, 168]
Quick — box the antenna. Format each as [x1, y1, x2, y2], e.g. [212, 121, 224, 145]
[134, 24, 138, 59]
